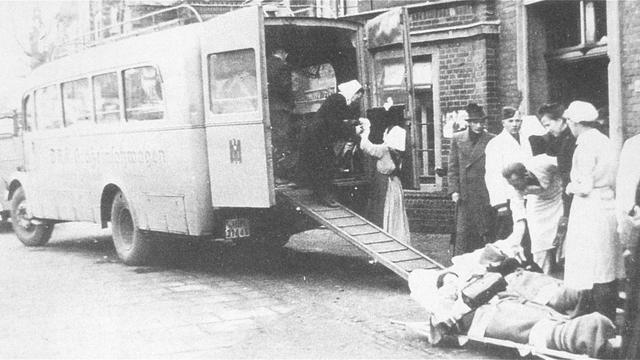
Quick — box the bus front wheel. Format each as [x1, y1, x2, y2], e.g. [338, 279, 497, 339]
[111, 192, 152, 265]
[10, 187, 54, 246]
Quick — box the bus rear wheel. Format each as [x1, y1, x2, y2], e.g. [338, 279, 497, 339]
[10, 187, 54, 246]
[111, 191, 152, 265]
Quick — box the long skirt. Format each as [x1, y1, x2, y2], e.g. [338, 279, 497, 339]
[383, 175, 410, 245]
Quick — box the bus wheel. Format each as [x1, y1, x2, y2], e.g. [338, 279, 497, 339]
[10, 187, 54, 246]
[111, 192, 152, 265]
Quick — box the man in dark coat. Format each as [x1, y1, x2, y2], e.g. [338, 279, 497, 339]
[297, 80, 363, 207]
[448, 103, 496, 254]
[266, 48, 295, 183]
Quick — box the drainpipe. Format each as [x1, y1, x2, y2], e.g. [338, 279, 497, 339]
[516, 0, 529, 114]
[607, 0, 623, 149]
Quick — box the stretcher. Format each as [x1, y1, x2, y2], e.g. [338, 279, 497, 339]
[391, 320, 620, 360]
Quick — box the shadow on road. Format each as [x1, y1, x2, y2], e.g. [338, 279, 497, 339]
[37, 225, 406, 291]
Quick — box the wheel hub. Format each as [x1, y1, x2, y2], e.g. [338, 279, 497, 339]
[16, 201, 34, 231]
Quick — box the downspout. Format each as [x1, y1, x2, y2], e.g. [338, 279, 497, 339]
[516, 0, 529, 114]
[607, 0, 623, 149]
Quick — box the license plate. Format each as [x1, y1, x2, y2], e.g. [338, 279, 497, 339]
[225, 218, 250, 239]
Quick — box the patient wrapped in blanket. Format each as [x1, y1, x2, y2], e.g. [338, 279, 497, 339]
[409, 241, 616, 358]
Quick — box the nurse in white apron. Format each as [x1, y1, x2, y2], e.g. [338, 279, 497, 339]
[563, 101, 624, 322]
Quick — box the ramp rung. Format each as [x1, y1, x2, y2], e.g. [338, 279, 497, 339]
[353, 232, 393, 244]
[384, 250, 423, 262]
[320, 210, 354, 220]
[342, 224, 379, 236]
[397, 259, 442, 271]
[332, 217, 367, 227]
[367, 241, 408, 253]
[309, 205, 339, 212]
[378, 247, 413, 254]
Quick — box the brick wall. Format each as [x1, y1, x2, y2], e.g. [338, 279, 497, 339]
[438, 36, 500, 132]
[621, 1, 640, 139]
[405, 192, 454, 233]
[495, 0, 519, 117]
[410, 0, 496, 31]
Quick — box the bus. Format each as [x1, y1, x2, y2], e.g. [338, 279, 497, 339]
[9, 4, 384, 265]
[0, 111, 24, 223]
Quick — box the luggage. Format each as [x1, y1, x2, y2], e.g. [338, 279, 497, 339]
[461, 272, 507, 309]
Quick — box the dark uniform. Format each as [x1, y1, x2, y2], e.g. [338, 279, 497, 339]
[266, 54, 294, 180]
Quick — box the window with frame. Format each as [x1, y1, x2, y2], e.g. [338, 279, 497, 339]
[62, 78, 92, 127]
[208, 49, 258, 114]
[24, 94, 35, 132]
[35, 85, 63, 130]
[123, 66, 164, 121]
[534, 0, 607, 53]
[93, 72, 121, 124]
[376, 61, 408, 106]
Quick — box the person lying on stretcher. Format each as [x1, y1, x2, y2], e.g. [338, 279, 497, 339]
[409, 240, 617, 358]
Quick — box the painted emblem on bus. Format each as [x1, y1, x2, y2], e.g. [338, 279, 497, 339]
[229, 139, 242, 164]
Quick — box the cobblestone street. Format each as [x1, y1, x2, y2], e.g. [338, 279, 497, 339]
[0, 223, 511, 359]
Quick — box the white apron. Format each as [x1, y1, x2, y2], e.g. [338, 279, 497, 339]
[564, 188, 624, 289]
[525, 156, 564, 254]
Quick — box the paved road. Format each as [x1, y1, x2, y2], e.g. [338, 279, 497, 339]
[0, 222, 511, 359]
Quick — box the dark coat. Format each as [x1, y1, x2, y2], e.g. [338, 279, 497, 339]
[448, 129, 495, 253]
[297, 93, 356, 192]
[266, 55, 293, 111]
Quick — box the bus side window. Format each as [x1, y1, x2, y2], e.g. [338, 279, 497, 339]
[62, 78, 92, 127]
[93, 72, 121, 124]
[24, 94, 35, 132]
[208, 49, 258, 114]
[35, 85, 63, 130]
[123, 66, 164, 121]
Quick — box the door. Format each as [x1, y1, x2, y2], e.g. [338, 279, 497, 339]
[200, 6, 274, 208]
[364, 7, 419, 189]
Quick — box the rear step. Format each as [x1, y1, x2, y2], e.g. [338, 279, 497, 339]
[276, 188, 444, 281]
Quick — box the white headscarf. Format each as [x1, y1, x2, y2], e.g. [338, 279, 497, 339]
[563, 100, 598, 123]
[337, 80, 363, 105]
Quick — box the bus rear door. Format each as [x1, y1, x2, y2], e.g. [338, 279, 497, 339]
[200, 6, 274, 208]
[365, 7, 419, 189]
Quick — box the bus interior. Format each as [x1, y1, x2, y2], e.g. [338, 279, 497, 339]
[264, 23, 364, 182]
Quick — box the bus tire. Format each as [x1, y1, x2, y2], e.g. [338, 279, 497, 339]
[111, 191, 152, 265]
[10, 187, 54, 246]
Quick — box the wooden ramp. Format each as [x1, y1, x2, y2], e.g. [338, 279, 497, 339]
[276, 188, 444, 281]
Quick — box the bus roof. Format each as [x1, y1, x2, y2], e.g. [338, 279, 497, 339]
[22, 22, 202, 95]
[22, 11, 361, 96]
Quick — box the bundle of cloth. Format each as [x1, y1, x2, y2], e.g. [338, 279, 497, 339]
[408, 240, 617, 358]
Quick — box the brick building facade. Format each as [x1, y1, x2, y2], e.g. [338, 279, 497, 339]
[343, 0, 640, 232]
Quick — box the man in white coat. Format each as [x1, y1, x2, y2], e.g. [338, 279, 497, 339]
[502, 155, 564, 274]
[484, 107, 533, 241]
